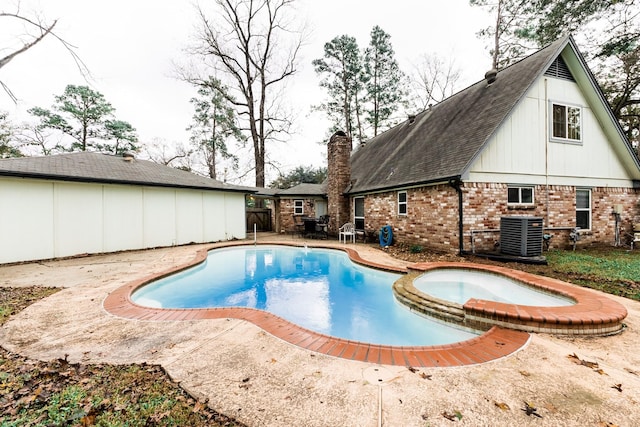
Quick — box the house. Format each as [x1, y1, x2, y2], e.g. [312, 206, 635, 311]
[295, 35, 640, 253]
[269, 183, 328, 233]
[0, 152, 252, 264]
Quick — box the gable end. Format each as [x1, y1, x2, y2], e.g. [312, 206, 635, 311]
[544, 55, 575, 81]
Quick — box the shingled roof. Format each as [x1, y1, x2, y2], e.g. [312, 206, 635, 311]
[348, 36, 572, 195]
[0, 151, 253, 193]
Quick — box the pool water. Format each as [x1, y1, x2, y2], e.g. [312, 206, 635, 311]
[414, 269, 575, 306]
[132, 245, 478, 346]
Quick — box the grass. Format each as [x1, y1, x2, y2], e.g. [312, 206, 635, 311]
[544, 247, 640, 300]
[0, 287, 244, 427]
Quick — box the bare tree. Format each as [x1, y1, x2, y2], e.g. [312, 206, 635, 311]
[470, 0, 536, 69]
[142, 137, 193, 170]
[187, 0, 305, 187]
[0, 4, 89, 102]
[409, 53, 462, 112]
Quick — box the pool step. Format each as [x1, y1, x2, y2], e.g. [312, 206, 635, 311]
[393, 273, 468, 327]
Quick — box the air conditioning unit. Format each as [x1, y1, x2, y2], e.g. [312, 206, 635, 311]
[500, 216, 543, 257]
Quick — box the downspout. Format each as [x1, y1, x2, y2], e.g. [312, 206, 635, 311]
[448, 177, 464, 255]
[544, 78, 550, 227]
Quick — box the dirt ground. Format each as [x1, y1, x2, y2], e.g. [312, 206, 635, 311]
[1, 239, 639, 426]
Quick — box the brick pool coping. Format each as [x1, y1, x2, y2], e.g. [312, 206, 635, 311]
[401, 262, 628, 336]
[103, 242, 532, 367]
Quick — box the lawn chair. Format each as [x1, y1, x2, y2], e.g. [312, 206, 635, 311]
[339, 222, 356, 244]
[292, 215, 304, 237]
[630, 223, 640, 250]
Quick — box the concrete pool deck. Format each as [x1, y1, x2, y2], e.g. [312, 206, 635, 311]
[2, 235, 640, 426]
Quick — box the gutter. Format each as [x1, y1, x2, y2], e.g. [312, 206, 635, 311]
[448, 177, 465, 255]
[0, 171, 256, 194]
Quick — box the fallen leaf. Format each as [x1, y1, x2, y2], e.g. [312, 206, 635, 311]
[522, 401, 542, 418]
[494, 401, 510, 411]
[442, 411, 457, 421]
[519, 370, 531, 377]
[420, 372, 432, 380]
[611, 384, 622, 392]
[407, 366, 417, 373]
[567, 353, 599, 369]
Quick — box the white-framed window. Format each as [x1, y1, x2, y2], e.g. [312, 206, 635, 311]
[293, 199, 304, 215]
[398, 191, 407, 215]
[354, 197, 365, 230]
[551, 102, 581, 142]
[507, 186, 534, 205]
[576, 189, 591, 230]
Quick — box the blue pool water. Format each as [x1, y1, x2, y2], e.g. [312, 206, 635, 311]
[132, 245, 478, 346]
[414, 269, 575, 306]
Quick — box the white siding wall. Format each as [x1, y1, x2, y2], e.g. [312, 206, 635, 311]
[0, 178, 246, 264]
[468, 76, 635, 187]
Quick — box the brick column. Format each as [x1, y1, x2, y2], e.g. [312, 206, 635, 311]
[327, 131, 352, 236]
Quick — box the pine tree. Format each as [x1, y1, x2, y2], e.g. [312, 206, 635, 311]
[312, 35, 366, 143]
[187, 77, 242, 180]
[363, 26, 406, 137]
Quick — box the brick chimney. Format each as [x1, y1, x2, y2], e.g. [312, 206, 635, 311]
[327, 131, 352, 235]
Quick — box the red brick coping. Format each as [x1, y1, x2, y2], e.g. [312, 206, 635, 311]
[401, 262, 628, 336]
[103, 243, 530, 367]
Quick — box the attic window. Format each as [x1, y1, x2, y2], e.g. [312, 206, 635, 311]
[544, 56, 575, 81]
[551, 102, 581, 143]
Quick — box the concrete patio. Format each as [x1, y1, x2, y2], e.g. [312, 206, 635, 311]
[1, 234, 639, 426]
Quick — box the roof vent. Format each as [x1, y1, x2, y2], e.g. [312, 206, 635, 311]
[485, 68, 498, 85]
[123, 152, 135, 162]
[408, 114, 416, 124]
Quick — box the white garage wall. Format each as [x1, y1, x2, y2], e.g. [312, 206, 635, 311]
[0, 177, 247, 264]
[54, 182, 104, 257]
[104, 185, 144, 252]
[204, 192, 228, 241]
[0, 179, 55, 262]
[176, 190, 204, 245]
[143, 187, 177, 248]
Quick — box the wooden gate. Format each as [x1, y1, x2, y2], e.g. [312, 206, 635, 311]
[246, 208, 272, 232]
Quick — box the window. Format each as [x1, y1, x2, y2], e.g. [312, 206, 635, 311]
[552, 103, 581, 142]
[398, 191, 407, 215]
[576, 189, 591, 230]
[293, 199, 304, 215]
[507, 186, 534, 205]
[354, 197, 365, 230]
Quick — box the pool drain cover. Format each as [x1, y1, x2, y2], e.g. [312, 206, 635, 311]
[362, 366, 396, 384]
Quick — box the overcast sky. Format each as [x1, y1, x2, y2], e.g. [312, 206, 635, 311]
[1, 0, 494, 184]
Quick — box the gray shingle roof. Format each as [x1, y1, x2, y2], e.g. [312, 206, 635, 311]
[275, 182, 327, 196]
[0, 151, 253, 193]
[348, 36, 571, 194]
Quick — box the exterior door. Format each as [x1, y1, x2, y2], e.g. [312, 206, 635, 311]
[354, 197, 365, 230]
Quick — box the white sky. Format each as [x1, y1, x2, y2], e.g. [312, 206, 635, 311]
[0, 0, 494, 184]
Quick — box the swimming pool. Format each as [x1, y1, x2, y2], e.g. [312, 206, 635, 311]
[414, 268, 575, 306]
[131, 245, 478, 346]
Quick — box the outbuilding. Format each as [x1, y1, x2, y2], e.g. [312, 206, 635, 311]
[0, 152, 251, 264]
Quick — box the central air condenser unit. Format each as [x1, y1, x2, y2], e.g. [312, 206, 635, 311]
[500, 216, 543, 257]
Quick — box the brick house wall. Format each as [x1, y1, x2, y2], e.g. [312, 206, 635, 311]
[354, 182, 640, 253]
[279, 198, 319, 233]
